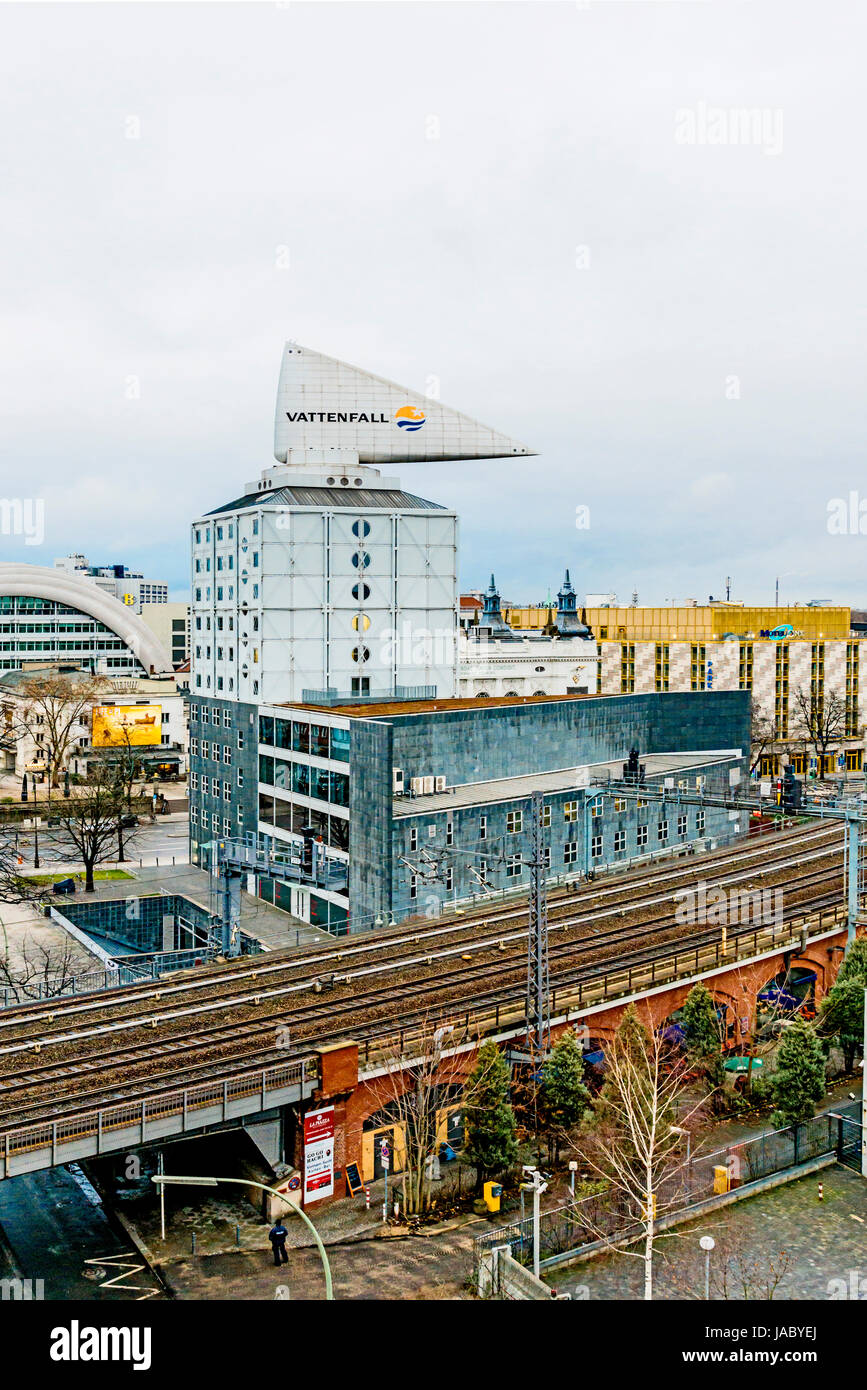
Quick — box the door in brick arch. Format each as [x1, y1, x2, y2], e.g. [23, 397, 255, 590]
[361, 1123, 407, 1182]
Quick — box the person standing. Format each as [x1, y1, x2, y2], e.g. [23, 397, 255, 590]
[269, 1218, 289, 1267]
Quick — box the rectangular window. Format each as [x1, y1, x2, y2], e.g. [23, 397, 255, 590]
[636, 823, 648, 848]
[613, 829, 626, 854]
[614, 797, 626, 812]
[543, 846, 551, 870]
[444, 866, 453, 891]
[479, 815, 487, 840]
[620, 642, 635, 694]
[409, 873, 418, 901]
[591, 798, 603, 818]
[564, 801, 579, 823]
[506, 809, 523, 834]
[655, 642, 670, 693]
[410, 827, 418, 851]
[658, 820, 669, 843]
[696, 810, 705, 835]
[506, 853, 522, 878]
[446, 822, 453, 846]
[677, 814, 687, 838]
[564, 841, 578, 864]
[590, 834, 603, 859]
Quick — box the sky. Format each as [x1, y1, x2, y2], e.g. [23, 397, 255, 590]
[1, 0, 866, 607]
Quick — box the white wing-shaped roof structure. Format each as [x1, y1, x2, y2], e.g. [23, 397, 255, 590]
[273, 343, 536, 465]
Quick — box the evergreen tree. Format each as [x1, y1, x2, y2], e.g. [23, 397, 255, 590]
[836, 937, 867, 988]
[464, 1039, 517, 1185]
[770, 1019, 826, 1126]
[820, 978, 865, 1072]
[541, 1030, 591, 1160]
[680, 984, 725, 1095]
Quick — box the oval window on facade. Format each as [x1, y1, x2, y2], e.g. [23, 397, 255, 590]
[352, 614, 371, 632]
[351, 519, 371, 538]
[351, 552, 370, 569]
[351, 646, 370, 664]
[352, 582, 371, 600]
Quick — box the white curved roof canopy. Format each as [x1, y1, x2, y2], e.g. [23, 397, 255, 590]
[0, 563, 173, 673]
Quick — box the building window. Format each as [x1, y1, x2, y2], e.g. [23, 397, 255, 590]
[696, 810, 705, 835]
[409, 827, 418, 851]
[564, 841, 578, 864]
[564, 801, 579, 823]
[409, 873, 418, 901]
[506, 853, 522, 878]
[636, 823, 648, 848]
[846, 748, 863, 772]
[479, 815, 487, 841]
[738, 642, 754, 691]
[444, 866, 453, 891]
[540, 804, 551, 828]
[590, 834, 603, 859]
[506, 809, 523, 834]
[613, 797, 626, 812]
[658, 820, 669, 843]
[655, 642, 670, 693]
[591, 798, 603, 818]
[613, 829, 626, 854]
[690, 644, 707, 692]
[446, 822, 453, 846]
[542, 847, 551, 870]
[620, 642, 635, 694]
[677, 814, 688, 838]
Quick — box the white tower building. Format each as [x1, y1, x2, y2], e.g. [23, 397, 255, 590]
[190, 344, 534, 707]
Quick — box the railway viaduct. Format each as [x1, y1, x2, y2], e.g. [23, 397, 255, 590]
[0, 822, 855, 1204]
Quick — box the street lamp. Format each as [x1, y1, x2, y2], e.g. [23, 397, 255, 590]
[669, 1124, 691, 1165]
[151, 1173, 334, 1300]
[700, 1234, 715, 1299]
[520, 1165, 548, 1279]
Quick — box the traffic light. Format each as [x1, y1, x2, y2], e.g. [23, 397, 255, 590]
[781, 767, 802, 812]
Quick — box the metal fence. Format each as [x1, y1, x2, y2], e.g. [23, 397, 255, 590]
[475, 1114, 840, 1271]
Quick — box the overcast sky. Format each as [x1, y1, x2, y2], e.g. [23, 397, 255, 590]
[2, 0, 866, 606]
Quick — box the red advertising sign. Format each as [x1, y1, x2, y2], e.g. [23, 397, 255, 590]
[303, 1106, 335, 1202]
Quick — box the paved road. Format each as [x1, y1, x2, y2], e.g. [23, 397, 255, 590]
[8, 815, 189, 869]
[0, 1166, 163, 1300]
[164, 1229, 476, 1301]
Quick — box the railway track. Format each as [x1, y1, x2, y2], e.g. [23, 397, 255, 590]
[0, 854, 847, 1129]
[0, 821, 843, 1047]
[0, 833, 844, 1058]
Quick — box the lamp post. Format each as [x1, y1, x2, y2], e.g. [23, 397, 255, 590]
[151, 1173, 334, 1300]
[520, 1165, 548, 1279]
[33, 819, 40, 870]
[700, 1234, 715, 1299]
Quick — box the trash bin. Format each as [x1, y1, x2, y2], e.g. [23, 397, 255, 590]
[483, 1181, 503, 1213]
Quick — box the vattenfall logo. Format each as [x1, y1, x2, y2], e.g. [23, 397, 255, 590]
[394, 405, 425, 431]
[284, 405, 425, 430]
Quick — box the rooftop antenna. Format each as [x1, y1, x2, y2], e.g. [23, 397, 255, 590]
[726, 576, 731, 601]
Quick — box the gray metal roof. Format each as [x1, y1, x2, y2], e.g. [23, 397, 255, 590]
[207, 486, 447, 515]
[392, 750, 742, 817]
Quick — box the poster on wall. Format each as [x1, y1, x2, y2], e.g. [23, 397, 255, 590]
[303, 1106, 335, 1203]
[92, 704, 162, 747]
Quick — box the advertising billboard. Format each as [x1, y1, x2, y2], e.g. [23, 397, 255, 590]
[92, 704, 162, 747]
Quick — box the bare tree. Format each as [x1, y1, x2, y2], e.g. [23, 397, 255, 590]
[665, 1223, 792, 1300]
[364, 1020, 472, 1215]
[568, 1004, 705, 1301]
[791, 686, 845, 778]
[0, 928, 95, 1002]
[749, 700, 778, 776]
[10, 671, 106, 791]
[49, 762, 135, 890]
